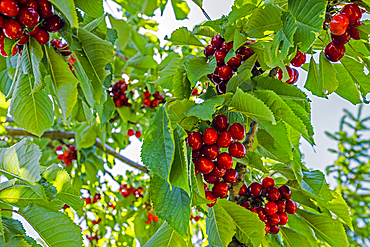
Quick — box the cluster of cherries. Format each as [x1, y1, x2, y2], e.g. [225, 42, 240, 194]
[276, 50, 306, 84]
[128, 129, 141, 138]
[326, 3, 364, 62]
[0, 0, 63, 57]
[119, 184, 144, 199]
[56, 145, 77, 166]
[83, 192, 101, 205]
[238, 177, 297, 235]
[145, 213, 159, 224]
[142, 90, 164, 108]
[108, 79, 133, 108]
[187, 115, 246, 204]
[204, 34, 257, 94]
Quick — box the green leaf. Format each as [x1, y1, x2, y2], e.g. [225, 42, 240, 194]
[49, 0, 78, 28]
[244, 152, 268, 172]
[256, 129, 292, 163]
[9, 74, 54, 137]
[341, 55, 370, 97]
[19, 204, 82, 247]
[143, 222, 187, 247]
[75, 121, 99, 148]
[227, 4, 255, 26]
[230, 88, 275, 124]
[0, 139, 41, 182]
[141, 106, 175, 182]
[184, 57, 216, 87]
[287, 214, 318, 247]
[108, 16, 131, 50]
[280, 227, 315, 247]
[288, 0, 327, 52]
[171, 0, 190, 20]
[2, 217, 25, 244]
[185, 96, 224, 121]
[127, 54, 157, 69]
[165, 27, 203, 46]
[296, 209, 349, 247]
[301, 170, 332, 200]
[247, 4, 282, 38]
[75, 0, 103, 18]
[45, 47, 79, 121]
[166, 99, 197, 130]
[173, 68, 192, 99]
[333, 64, 362, 105]
[150, 175, 191, 237]
[190, 164, 210, 207]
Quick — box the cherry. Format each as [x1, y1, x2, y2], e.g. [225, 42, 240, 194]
[202, 144, 219, 160]
[269, 224, 280, 234]
[205, 191, 217, 207]
[227, 55, 242, 70]
[223, 169, 238, 184]
[151, 99, 159, 107]
[265, 202, 278, 215]
[240, 202, 250, 209]
[3, 19, 22, 40]
[213, 66, 219, 75]
[65, 160, 72, 166]
[266, 187, 280, 201]
[250, 208, 258, 213]
[0, 0, 19, 17]
[17, 7, 39, 27]
[348, 21, 363, 40]
[153, 91, 164, 100]
[62, 204, 69, 210]
[128, 129, 134, 136]
[135, 131, 141, 138]
[192, 150, 202, 158]
[279, 185, 292, 200]
[57, 154, 64, 160]
[239, 184, 247, 195]
[287, 68, 298, 84]
[264, 224, 270, 235]
[143, 98, 151, 107]
[216, 131, 233, 148]
[229, 123, 245, 140]
[17, 0, 30, 4]
[216, 81, 227, 95]
[267, 213, 280, 225]
[218, 65, 233, 80]
[277, 66, 294, 82]
[204, 44, 215, 58]
[248, 182, 262, 197]
[148, 213, 155, 220]
[187, 131, 202, 151]
[202, 128, 218, 145]
[203, 173, 218, 184]
[32, 27, 49, 45]
[228, 142, 246, 158]
[37, 0, 53, 19]
[69, 145, 75, 151]
[212, 181, 229, 198]
[56, 145, 63, 151]
[214, 50, 226, 65]
[0, 15, 3, 27]
[26, 0, 36, 9]
[276, 199, 286, 213]
[324, 42, 345, 62]
[258, 210, 267, 222]
[279, 212, 288, 225]
[290, 51, 306, 67]
[212, 115, 229, 132]
[0, 43, 18, 57]
[216, 152, 233, 170]
[210, 74, 221, 84]
[211, 34, 224, 50]
[237, 46, 254, 61]
[261, 177, 275, 190]
[330, 15, 349, 36]
[220, 41, 233, 54]
[211, 163, 227, 177]
[18, 34, 29, 45]
[143, 91, 151, 98]
[331, 30, 350, 45]
[286, 200, 297, 214]
[340, 4, 362, 26]
[197, 157, 214, 174]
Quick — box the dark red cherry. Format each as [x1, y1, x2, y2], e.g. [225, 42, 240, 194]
[286, 68, 298, 84]
[239, 184, 247, 195]
[278, 212, 288, 225]
[276, 199, 286, 213]
[325, 42, 345, 62]
[265, 202, 278, 215]
[202, 144, 220, 160]
[227, 55, 242, 70]
[279, 185, 292, 200]
[331, 30, 351, 45]
[237, 46, 254, 61]
[216, 153, 233, 170]
[0, 0, 19, 17]
[218, 65, 233, 80]
[267, 213, 280, 225]
[143, 98, 151, 107]
[0, 28, 4, 42]
[220, 41, 233, 54]
[348, 21, 363, 40]
[269, 224, 280, 234]
[216, 81, 227, 95]
[2, 19, 22, 40]
[17, 33, 28, 45]
[211, 163, 227, 177]
[0, 42, 17, 57]
[43, 15, 63, 32]
[212, 181, 229, 198]
[214, 50, 226, 66]
[228, 123, 245, 140]
[211, 34, 224, 50]
[262, 177, 275, 190]
[192, 150, 202, 158]
[26, 25, 39, 35]
[340, 4, 362, 26]
[205, 190, 217, 207]
[197, 157, 214, 174]
[266, 187, 281, 201]
[286, 200, 297, 214]
[330, 15, 349, 36]
[32, 27, 49, 45]
[202, 128, 218, 145]
[210, 74, 221, 84]
[17, 7, 39, 27]
[216, 131, 233, 148]
[248, 182, 262, 197]
[26, 0, 36, 9]
[265, 224, 270, 235]
[16, 0, 30, 4]
[240, 202, 250, 209]
[0, 14, 3, 28]
[204, 44, 215, 58]
[228, 142, 246, 158]
[224, 169, 238, 184]
[187, 131, 203, 151]
[37, 0, 53, 19]
[290, 51, 306, 67]
[212, 115, 229, 132]
[203, 173, 219, 184]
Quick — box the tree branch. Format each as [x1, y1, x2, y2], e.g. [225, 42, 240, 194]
[3, 127, 149, 173]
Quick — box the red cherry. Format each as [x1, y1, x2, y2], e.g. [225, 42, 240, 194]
[142, 98, 151, 107]
[18, 34, 29, 45]
[237, 46, 254, 61]
[227, 55, 242, 70]
[239, 184, 247, 195]
[202, 128, 218, 145]
[228, 142, 246, 158]
[279, 212, 288, 225]
[240, 202, 250, 209]
[258, 210, 267, 222]
[265, 224, 270, 235]
[216, 81, 227, 95]
[16, 0, 30, 4]
[261, 177, 275, 190]
[220, 41, 233, 54]
[228, 123, 245, 140]
[279, 185, 292, 200]
[216, 131, 233, 148]
[128, 129, 134, 136]
[213, 66, 219, 75]
[218, 65, 233, 80]
[192, 150, 202, 158]
[324, 42, 345, 62]
[69, 145, 75, 151]
[277, 66, 294, 83]
[203, 173, 219, 184]
[287, 68, 298, 84]
[216, 152, 233, 170]
[212, 115, 229, 132]
[269, 224, 280, 234]
[224, 169, 238, 184]
[290, 51, 306, 67]
[17, 7, 39, 27]
[331, 30, 351, 45]
[64, 160, 72, 166]
[148, 213, 155, 220]
[214, 50, 226, 65]
[248, 182, 262, 197]
[202, 144, 220, 160]
[348, 21, 363, 40]
[37, 0, 53, 19]
[265, 202, 278, 215]
[0, 0, 19, 17]
[266, 187, 280, 201]
[135, 131, 141, 138]
[204, 44, 215, 58]
[2, 19, 22, 40]
[153, 216, 159, 222]
[57, 154, 64, 160]
[212, 181, 229, 198]
[153, 91, 164, 100]
[205, 191, 217, 207]
[26, 25, 39, 35]
[211, 34, 224, 50]
[26, 0, 36, 9]
[187, 131, 203, 151]
[43, 15, 63, 32]
[276, 199, 286, 213]
[56, 145, 63, 151]
[267, 213, 280, 225]
[340, 4, 362, 26]
[32, 27, 49, 45]
[197, 157, 214, 174]
[0, 14, 3, 27]
[286, 200, 297, 214]
[143, 91, 151, 98]
[115, 99, 123, 107]
[151, 99, 159, 107]
[330, 15, 349, 36]
[211, 163, 227, 177]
